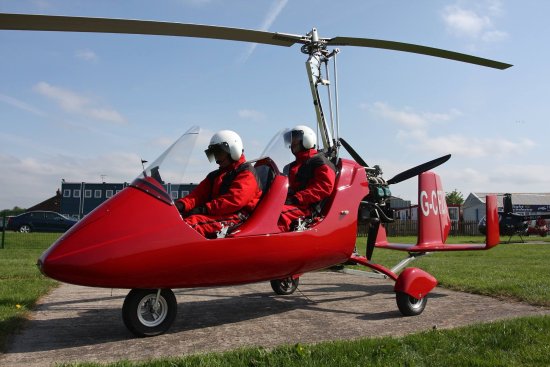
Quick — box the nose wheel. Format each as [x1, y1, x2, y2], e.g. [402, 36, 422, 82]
[122, 288, 177, 337]
[396, 291, 427, 316]
[270, 276, 300, 295]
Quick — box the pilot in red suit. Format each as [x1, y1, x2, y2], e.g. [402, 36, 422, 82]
[278, 125, 336, 231]
[176, 130, 262, 238]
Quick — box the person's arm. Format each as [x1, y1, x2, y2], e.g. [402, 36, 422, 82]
[292, 165, 336, 207]
[176, 176, 212, 212]
[205, 170, 260, 216]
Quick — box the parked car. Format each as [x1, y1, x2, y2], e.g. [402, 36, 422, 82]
[0, 216, 13, 230]
[6, 211, 78, 233]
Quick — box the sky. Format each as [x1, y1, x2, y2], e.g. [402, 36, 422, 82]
[1, 0, 550, 210]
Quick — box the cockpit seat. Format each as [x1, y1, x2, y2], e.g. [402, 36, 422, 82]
[229, 158, 287, 237]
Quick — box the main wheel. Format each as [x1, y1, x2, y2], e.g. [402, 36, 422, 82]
[270, 277, 299, 295]
[396, 291, 427, 316]
[19, 224, 31, 233]
[122, 288, 177, 337]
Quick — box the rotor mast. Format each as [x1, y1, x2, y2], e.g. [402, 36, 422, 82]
[303, 28, 338, 153]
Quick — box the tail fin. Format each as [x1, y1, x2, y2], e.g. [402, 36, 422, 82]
[485, 194, 500, 248]
[417, 172, 450, 246]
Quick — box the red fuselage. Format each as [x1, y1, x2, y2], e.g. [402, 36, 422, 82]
[38, 158, 369, 289]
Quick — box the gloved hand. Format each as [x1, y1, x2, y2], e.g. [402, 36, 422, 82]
[285, 195, 298, 205]
[175, 201, 186, 214]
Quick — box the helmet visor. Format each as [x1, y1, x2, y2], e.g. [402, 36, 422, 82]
[204, 142, 231, 162]
[283, 129, 304, 148]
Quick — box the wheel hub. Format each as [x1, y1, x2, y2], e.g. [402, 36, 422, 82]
[138, 295, 168, 327]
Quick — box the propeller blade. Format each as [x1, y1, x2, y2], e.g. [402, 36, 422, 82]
[387, 154, 451, 185]
[366, 220, 380, 261]
[339, 137, 369, 167]
[328, 37, 512, 70]
[0, 13, 303, 47]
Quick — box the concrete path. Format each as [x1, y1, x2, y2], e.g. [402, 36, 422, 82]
[2, 272, 549, 366]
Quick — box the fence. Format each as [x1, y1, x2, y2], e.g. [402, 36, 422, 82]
[0, 230, 62, 250]
[357, 220, 481, 237]
[1, 214, 63, 249]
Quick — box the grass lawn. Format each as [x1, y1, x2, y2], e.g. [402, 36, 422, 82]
[0, 232, 59, 351]
[54, 316, 550, 366]
[1, 233, 550, 365]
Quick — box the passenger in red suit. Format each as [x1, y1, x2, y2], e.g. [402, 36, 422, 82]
[278, 125, 336, 231]
[176, 130, 262, 238]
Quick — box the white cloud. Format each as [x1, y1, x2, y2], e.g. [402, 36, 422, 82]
[33, 82, 127, 124]
[362, 101, 461, 128]
[363, 101, 535, 159]
[441, 1, 508, 42]
[0, 152, 141, 209]
[75, 49, 98, 62]
[238, 108, 266, 122]
[397, 129, 536, 158]
[240, 0, 289, 62]
[0, 93, 46, 116]
[88, 108, 125, 124]
[442, 6, 491, 38]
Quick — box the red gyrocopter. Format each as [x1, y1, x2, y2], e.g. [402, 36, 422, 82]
[0, 13, 507, 337]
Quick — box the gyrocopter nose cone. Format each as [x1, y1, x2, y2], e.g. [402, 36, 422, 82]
[36, 258, 45, 275]
[36, 187, 151, 286]
[37, 185, 197, 288]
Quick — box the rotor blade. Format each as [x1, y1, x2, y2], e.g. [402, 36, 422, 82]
[0, 13, 304, 47]
[387, 154, 451, 185]
[339, 137, 369, 167]
[328, 37, 512, 70]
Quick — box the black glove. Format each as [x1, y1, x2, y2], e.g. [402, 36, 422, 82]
[175, 201, 185, 214]
[285, 196, 298, 205]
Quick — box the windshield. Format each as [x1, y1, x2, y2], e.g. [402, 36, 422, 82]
[138, 126, 201, 184]
[259, 128, 294, 174]
[132, 127, 295, 203]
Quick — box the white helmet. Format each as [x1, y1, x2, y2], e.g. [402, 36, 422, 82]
[284, 125, 317, 150]
[205, 130, 243, 162]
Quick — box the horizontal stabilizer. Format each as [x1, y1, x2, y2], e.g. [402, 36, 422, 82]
[375, 242, 487, 252]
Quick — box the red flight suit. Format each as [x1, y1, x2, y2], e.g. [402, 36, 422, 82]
[278, 149, 336, 231]
[177, 155, 262, 238]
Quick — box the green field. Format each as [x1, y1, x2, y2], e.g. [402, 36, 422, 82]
[1, 233, 550, 365]
[0, 232, 58, 351]
[58, 316, 550, 366]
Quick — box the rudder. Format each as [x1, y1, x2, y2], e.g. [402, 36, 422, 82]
[417, 172, 450, 246]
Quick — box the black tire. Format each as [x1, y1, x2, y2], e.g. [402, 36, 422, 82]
[122, 288, 177, 337]
[396, 291, 427, 316]
[19, 224, 31, 233]
[270, 277, 299, 295]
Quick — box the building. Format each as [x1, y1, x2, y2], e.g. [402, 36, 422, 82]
[393, 204, 460, 222]
[463, 193, 550, 222]
[61, 181, 197, 219]
[27, 190, 62, 213]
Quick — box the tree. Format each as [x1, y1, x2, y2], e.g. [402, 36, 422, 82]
[0, 206, 26, 217]
[446, 189, 464, 205]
